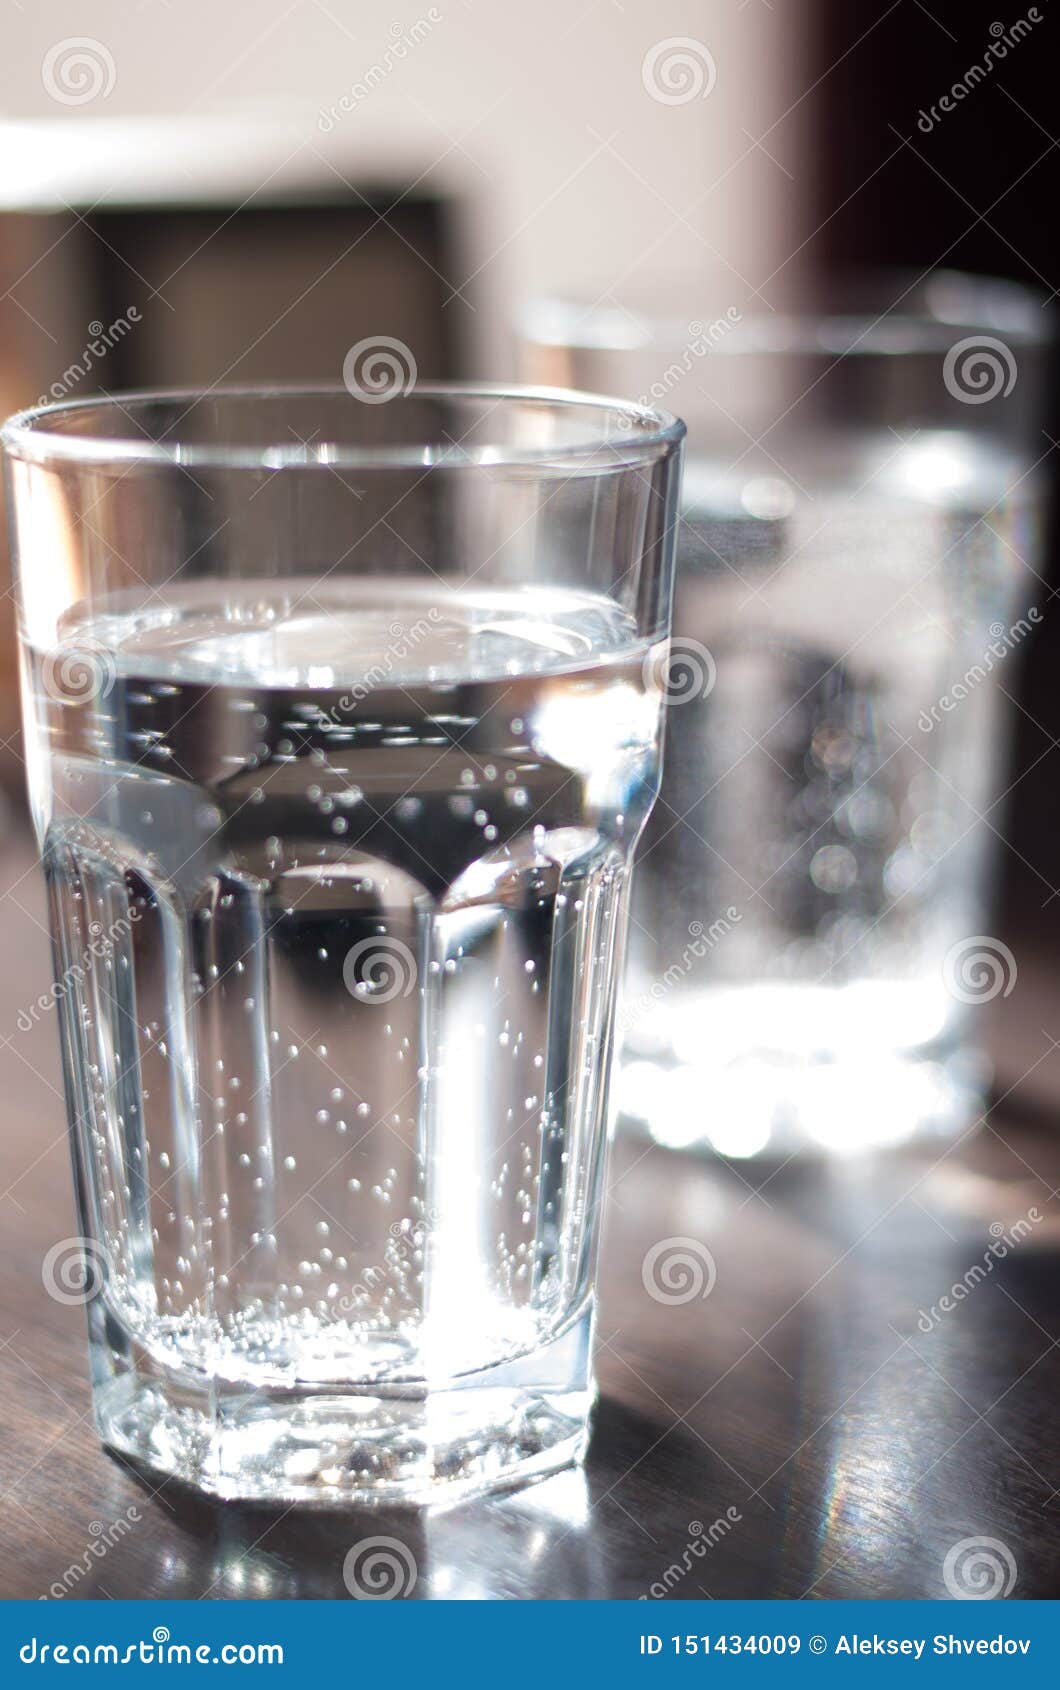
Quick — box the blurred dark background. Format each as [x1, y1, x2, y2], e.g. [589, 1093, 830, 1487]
[815, 0, 1060, 942]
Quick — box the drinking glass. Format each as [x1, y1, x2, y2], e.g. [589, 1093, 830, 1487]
[2, 384, 684, 1504]
[521, 275, 1049, 1159]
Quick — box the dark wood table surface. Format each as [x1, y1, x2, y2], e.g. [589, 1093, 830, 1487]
[1, 822, 1058, 1602]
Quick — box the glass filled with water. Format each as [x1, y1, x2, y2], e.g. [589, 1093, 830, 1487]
[522, 275, 1049, 1158]
[2, 385, 684, 1503]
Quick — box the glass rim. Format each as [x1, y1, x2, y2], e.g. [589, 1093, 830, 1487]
[0, 380, 685, 473]
[520, 268, 1054, 358]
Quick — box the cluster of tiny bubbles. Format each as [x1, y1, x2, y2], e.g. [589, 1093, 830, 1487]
[39, 588, 657, 1389]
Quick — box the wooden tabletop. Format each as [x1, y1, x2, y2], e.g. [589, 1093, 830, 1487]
[1, 822, 1058, 1602]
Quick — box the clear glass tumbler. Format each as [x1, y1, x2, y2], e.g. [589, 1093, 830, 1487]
[522, 275, 1049, 1159]
[2, 384, 684, 1504]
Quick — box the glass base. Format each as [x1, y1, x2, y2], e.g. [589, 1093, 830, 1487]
[90, 1310, 593, 1507]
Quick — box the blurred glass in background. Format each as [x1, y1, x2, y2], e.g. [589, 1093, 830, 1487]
[521, 274, 1051, 1159]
